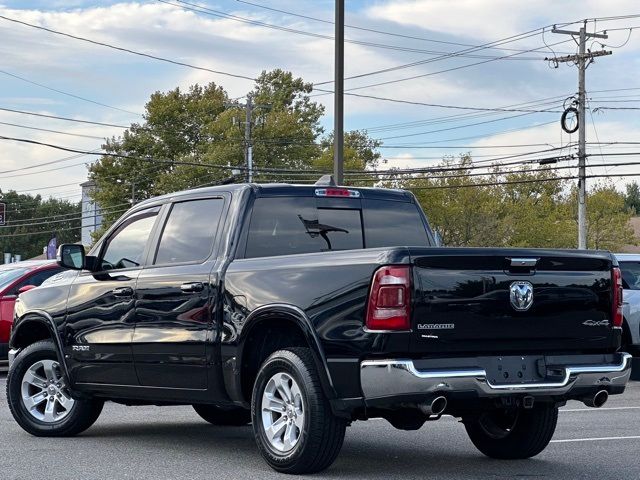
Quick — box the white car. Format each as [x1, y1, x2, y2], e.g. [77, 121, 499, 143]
[615, 254, 640, 357]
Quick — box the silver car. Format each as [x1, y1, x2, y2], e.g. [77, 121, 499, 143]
[615, 254, 640, 356]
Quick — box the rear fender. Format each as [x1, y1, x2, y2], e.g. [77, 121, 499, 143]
[236, 304, 337, 401]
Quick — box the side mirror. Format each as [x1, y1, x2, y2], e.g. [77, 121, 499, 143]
[57, 244, 86, 270]
[18, 285, 37, 294]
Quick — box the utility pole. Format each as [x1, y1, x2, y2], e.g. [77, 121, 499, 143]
[333, 0, 344, 185]
[549, 23, 611, 249]
[228, 94, 269, 183]
[244, 94, 253, 183]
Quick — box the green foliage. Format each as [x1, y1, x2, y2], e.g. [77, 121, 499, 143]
[0, 190, 81, 259]
[88, 70, 378, 237]
[399, 157, 635, 251]
[585, 183, 636, 250]
[625, 181, 640, 214]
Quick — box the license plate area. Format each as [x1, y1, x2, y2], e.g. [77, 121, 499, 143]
[483, 356, 547, 385]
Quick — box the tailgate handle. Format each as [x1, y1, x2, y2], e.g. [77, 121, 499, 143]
[509, 258, 538, 268]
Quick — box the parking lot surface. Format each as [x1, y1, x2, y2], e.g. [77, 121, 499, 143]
[1, 374, 639, 480]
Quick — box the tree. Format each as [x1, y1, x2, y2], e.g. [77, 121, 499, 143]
[0, 191, 81, 259]
[88, 70, 381, 238]
[625, 181, 640, 214]
[401, 156, 505, 247]
[394, 157, 635, 250]
[584, 183, 635, 250]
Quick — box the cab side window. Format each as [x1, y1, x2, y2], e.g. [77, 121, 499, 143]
[101, 210, 158, 271]
[154, 198, 224, 265]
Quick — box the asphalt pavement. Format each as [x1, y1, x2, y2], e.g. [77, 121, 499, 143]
[1, 373, 639, 480]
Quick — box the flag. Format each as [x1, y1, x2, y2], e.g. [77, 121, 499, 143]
[46, 235, 57, 260]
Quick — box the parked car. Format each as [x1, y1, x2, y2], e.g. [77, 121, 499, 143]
[614, 254, 640, 356]
[0, 260, 64, 360]
[6, 181, 632, 474]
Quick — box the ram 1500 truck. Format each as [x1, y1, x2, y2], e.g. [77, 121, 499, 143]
[6, 180, 632, 474]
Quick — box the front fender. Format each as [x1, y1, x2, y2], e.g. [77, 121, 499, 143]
[10, 309, 70, 381]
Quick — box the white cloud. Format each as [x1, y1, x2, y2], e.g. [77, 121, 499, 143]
[367, 0, 640, 43]
[0, 0, 638, 200]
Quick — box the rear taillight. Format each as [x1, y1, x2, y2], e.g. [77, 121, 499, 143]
[612, 267, 623, 328]
[366, 265, 411, 331]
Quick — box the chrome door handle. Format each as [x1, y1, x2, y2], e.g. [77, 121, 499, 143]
[112, 286, 134, 297]
[181, 282, 204, 293]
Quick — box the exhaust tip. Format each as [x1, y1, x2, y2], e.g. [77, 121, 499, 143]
[431, 396, 447, 415]
[583, 389, 609, 408]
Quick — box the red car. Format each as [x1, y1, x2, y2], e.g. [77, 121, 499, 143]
[0, 260, 64, 359]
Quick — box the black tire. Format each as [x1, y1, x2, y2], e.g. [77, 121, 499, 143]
[6, 340, 104, 437]
[464, 404, 558, 459]
[251, 348, 346, 474]
[193, 404, 251, 426]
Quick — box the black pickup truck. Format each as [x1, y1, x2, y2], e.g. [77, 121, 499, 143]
[6, 180, 632, 474]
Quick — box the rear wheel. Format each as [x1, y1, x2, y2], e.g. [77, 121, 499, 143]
[192, 404, 251, 426]
[251, 348, 346, 474]
[464, 404, 558, 459]
[6, 340, 104, 437]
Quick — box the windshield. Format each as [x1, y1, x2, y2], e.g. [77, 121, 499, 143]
[0, 268, 29, 292]
[619, 261, 640, 290]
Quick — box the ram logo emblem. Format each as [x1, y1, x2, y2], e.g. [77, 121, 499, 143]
[509, 281, 534, 311]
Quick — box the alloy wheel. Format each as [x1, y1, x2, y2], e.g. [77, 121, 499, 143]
[20, 359, 75, 423]
[260, 372, 305, 453]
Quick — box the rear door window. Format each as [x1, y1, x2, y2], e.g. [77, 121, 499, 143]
[154, 198, 224, 265]
[245, 197, 363, 258]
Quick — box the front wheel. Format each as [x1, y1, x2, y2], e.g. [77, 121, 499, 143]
[6, 340, 104, 437]
[251, 348, 346, 474]
[463, 404, 558, 459]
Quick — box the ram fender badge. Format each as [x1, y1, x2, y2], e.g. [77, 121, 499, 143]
[72, 345, 90, 352]
[509, 281, 534, 311]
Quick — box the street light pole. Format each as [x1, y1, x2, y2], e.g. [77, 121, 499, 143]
[333, 0, 344, 185]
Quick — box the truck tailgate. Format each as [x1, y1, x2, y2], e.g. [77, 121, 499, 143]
[409, 248, 619, 354]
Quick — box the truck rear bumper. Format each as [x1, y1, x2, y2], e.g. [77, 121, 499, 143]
[360, 353, 632, 402]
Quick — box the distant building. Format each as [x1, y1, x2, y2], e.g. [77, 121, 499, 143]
[80, 180, 102, 246]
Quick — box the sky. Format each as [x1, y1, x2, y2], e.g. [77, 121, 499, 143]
[0, 0, 639, 203]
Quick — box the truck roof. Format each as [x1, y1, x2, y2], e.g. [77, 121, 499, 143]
[134, 182, 416, 209]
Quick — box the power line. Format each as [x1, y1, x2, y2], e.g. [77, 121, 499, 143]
[363, 96, 568, 133]
[314, 29, 561, 86]
[0, 121, 108, 140]
[0, 149, 100, 175]
[0, 69, 142, 116]
[162, 0, 548, 61]
[235, 0, 575, 55]
[0, 14, 256, 82]
[3, 203, 131, 226]
[0, 208, 129, 229]
[0, 106, 129, 128]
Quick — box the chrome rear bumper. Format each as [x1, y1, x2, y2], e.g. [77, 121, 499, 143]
[360, 353, 633, 400]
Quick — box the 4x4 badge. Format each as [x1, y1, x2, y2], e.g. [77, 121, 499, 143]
[509, 281, 534, 311]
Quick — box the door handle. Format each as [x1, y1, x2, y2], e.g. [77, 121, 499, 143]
[112, 286, 134, 297]
[181, 282, 204, 293]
